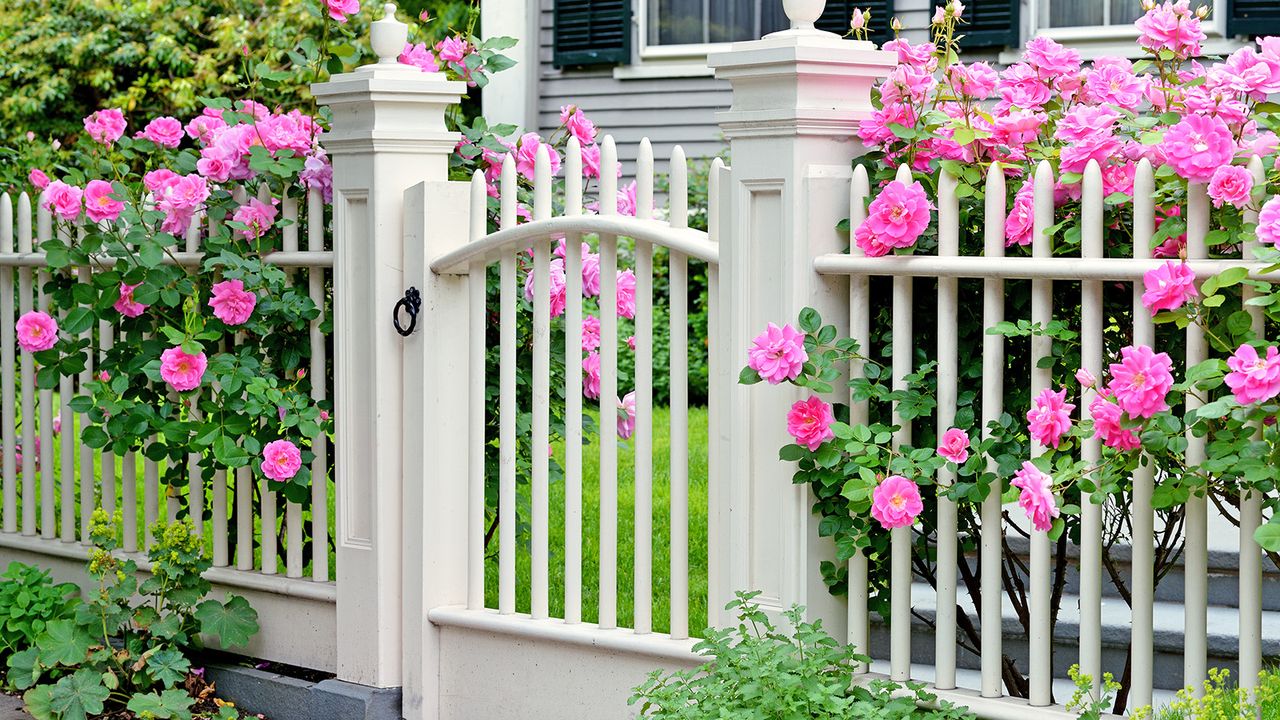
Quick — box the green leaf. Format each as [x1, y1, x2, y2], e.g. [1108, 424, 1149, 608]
[798, 307, 821, 333]
[49, 669, 110, 720]
[22, 685, 54, 720]
[146, 647, 191, 688]
[80, 426, 109, 449]
[35, 619, 94, 666]
[1255, 521, 1280, 552]
[778, 444, 807, 462]
[61, 307, 95, 336]
[196, 595, 259, 648]
[7, 647, 42, 689]
[127, 689, 195, 720]
[738, 367, 762, 385]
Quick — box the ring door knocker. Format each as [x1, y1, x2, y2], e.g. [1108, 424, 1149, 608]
[393, 287, 421, 337]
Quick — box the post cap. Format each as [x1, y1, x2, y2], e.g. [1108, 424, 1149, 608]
[371, 3, 408, 64]
[783, 0, 826, 30]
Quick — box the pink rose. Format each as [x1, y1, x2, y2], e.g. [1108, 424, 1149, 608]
[83, 180, 125, 223]
[514, 132, 561, 180]
[853, 180, 934, 257]
[997, 63, 1052, 110]
[185, 114, 227, 144]
[261, 439, 302, 481]
[233, 198, 278, 240]
[1083, 58, 1145, 108]
[949, 62, 998, 99]
[560, 105, 598, 146]
[747, 322, 808, 385]
[16, 311, 58, 352]
[582, 252, 601, 297]
[616, 181, 638, 217]
[399, 42, 439, 72]
[616, 269, 637, 319]
[208, 279, 258, 326]
[786, 396, 835, 451]
[617, 391, 637, 440]
[1107, 345, 1174, 419]
[41, 181, 83, 222]
[144, 169, 179, 194]
[1163, 114, 1235, 183]
[1005, 180, 1035, 247]
[626, 335, 636, 351]
[136, 117, 184, 148]
[159, 346, 207, 392]
[1141, 260, 1198, 313]
[882, 39, 936, 70]
[1137, 1, 1205, 59]
[871, 475, 923, 530]
[1225, 344, 1280, 405]
[582, 315, 601, 352]
[325, 0, 360, 22]
[1012, 461, 1059, 532]
[1090, 393, 1141, 450]
[522, 258, 569, 318]
[1259, 197, 1280, 246]
[583, 351, 601, 399]
[83, 108, 127, 145]
[436, 36, 471, 63]
[1023, 36, 1080, 78]
[937, 428, 970, 464]
[1027, 388, 1075, 448]
[1207, 165, 1254, 209]
[114, 283, 148, 318]
[1076, 368, 1097, 388]
[28, 169, 49, 190]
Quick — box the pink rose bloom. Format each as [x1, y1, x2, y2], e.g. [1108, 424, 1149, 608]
[83, 108, 127, 145]
[582, 315, 601, 352]
[1005, 180, 1035, 247]
[136, 117, 184, 148]
[143, 169, 179, 194]
[97, 371, 110, 382]
[616, 269, 637, 319]
[114, 283, 148, 318]
[880, 65, 937, 106]
[1056, 106, 1121, 144]
[159, 346, 207, 392]
[1107, 345, 1174, 419]
[514, 132, 562, 180]
[626, 335, 636, 351]
[42, 181, 82, 222]
[1259, 197, 1280, 245]
[871, 475, 924, 530]
[581, 252, 601, 297]
[261, 439, 302, 481]
[786, 396, 836, 451]
[949, 62, 998, 99]
[617, 391, 637, 439]
[1225, 344, 1280, 405]
[993, 110, 1046, 149]
[325, 0, 360, 22]
[208, 279, 258, 325]
[185, 114, 227, 144]
[522, 258, 569, 318]
[1083, 58, 1146, 108]
[233, 197, 278, 239]
[52, 417, 61, 435]
[1141, 260, 1198, 312]
[937, 428, 970, 464]
[1163, 114, 1235, 183]
[300, 150, 334, 203]
[28, 169, 49, 190]
[1137, 1, 1205, 59]
[16, 311, 58, 352]
[560, 105, 598, 146]
[83, 180, 125, 223]
[583, 351, 601, 399]
[1207, 165, 1253, 209]
[1076, 368, 1097, 388]
[399, 42, 439, 72]
[1023, 36, 1080, 78]
[882, 39, 936, 70]
[1090, 393, 1141, 450]
[616, 181, 638, 217]
[853, 180, 934, 257]
[1060, 134, 1123, 176]
[747, 322, 808, 385]
[436, 36, 471, 63]
[997, 63, 1052, 110]
[1012, 462, 1059, 532]
[1027, 388, 1075, 448]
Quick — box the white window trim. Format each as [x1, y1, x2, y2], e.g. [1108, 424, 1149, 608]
[1020, 0, 1240, 54]
[611, 0, 739, 79]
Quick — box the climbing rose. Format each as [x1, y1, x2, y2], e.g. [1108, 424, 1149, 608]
[1141, 260, 1198, 312]
[616, 181, 639, 217]
[560, 105, 598, 146]
[1004, 180, 1035, 247]
[1027, 388, 1075, 448]
[28, 169, 49, 190]
[1107, 345, 1174, 419]
[936, 428, 970, 464]
[41, 181, 82, 222]
[1023, 36, 1080, 78]
[1257, 197, 1280, 245]
[1136, 0, 1205, 59]
[1012, 462, 1059, 532]
[853, 180, 934, 257]
[16, 311, 58, 352]
[514, 132, 561, 180]
[871, 475, 923, 530]
[114, 283, 148, 318]
[1076, 368, 1097, 388]
[786, 396, 835, 451]
[583, 351, 601, 399]
[208, 279, 258, 326]
[261, 439, 302, 481]
[83, 180, 125, 223]
[522, 258, 569, 318]
[1225, 344, 1280, 405]
[747, 323, 808, 385]
[1207, 165, 1253, 209]
[83, 109, 127, 145]
[617, 391, 637, 440]
[582, 252, 601, 297]
[159, 347, 207, 392]
[581, 315, 601, 352]
[436, 36, 471, 63]
[233, 198, 278, 239]
[399, 42, 439, 72]
[616, 269, 637, 319]
[136, 117, 184, 148]
[325, 0, 360, 22]
[1162, 114, 1235, 183]
[1090, 393, 1141, 450]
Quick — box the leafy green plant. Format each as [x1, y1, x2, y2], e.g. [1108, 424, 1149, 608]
[1065, 665, 1120, 720]
[629, 590, 975, 719]
[0, 563, 78, 666]
[1129, 667, 1280, 720]
[6, 510, 259, 720]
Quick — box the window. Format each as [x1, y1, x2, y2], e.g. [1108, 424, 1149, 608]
[1040, 0, 1144, 30]
[640, 0, 893, 58]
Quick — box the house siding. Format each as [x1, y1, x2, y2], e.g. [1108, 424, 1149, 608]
[536, 0, 933, 174]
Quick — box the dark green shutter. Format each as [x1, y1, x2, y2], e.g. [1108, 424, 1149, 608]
[817, 0, 895, 45]
[1227, 0, 1280, 37]
[933, 0, 1019, 48]
[553, 0, 631, 68]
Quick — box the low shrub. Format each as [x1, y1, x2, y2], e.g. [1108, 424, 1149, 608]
[1130, 667, 1280, 719]
[629, 590, 975, 719]
[0, 563, 78, 667]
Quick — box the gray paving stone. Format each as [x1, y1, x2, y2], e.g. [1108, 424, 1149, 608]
[0, 694, 30, 720]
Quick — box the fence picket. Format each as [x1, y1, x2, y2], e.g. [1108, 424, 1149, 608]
[1, 194, 14, 535]
[563, 139, 584, 624]
[77, 233, 94, 544]
[498, 154, 517, 615]
[980, 165, 1006, 698]
[282, 196, 303, 579]
[934, 169, 959, 690]
[307, 188, 329, 583]
[36, 204, 54, 539]
[1078, 161, 1105, 695]
[847, 164, 871, 675]
[467, 170, 487, 610]
[598, 135, 620, 630]
[668, 145, 690, 642]
[18, 194, 35, 536]
[634, 138, 655, 635]
[1183, 181, 1210, 693]
[531, 145, 552, 621]
[890, 163, 914, 683]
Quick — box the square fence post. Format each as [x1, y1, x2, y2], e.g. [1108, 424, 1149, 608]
[707, 4, 895, 634]
[312, 2, 465, 690]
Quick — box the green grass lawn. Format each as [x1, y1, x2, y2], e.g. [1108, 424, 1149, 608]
[484, 406, 710, 637]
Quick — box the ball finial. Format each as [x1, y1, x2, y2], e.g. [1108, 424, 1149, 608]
[782, 0, 826, 30]
[371, 3, 408, 64]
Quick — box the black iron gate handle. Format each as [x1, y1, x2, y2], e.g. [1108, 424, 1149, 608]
[393, 287, 421, 337]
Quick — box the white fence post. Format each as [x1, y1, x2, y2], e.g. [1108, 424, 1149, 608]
[707, 3, 895, 633]
[312, 2, 466, 689]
